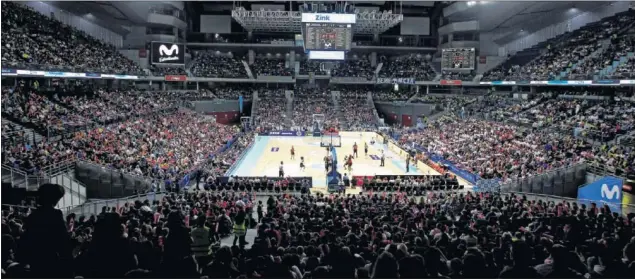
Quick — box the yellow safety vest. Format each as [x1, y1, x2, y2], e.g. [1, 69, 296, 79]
[233, 220, 246, 236]
[190, 226, 211, 256]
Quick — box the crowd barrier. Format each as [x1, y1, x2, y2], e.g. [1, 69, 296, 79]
[497, 164, 588, 198]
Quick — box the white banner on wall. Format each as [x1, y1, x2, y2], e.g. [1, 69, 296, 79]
[200, 15, 232, 33]
[400, 17, 430, 35]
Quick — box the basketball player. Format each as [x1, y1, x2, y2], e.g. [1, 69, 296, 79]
[364, 142, 369, 157]
[279, 161, 284, 178]
[380, 150, 385, 167]
[290, 146, 295, 160]
[347, 155, 353, 172]
[353, 142, 358, 158]
[406, 154, 411, 173]
[324, 155, 330, 173]
[300, 156, 305, 171]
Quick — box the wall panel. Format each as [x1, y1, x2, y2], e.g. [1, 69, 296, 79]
[200, 15, 232, 34]
[24, 1, 123, 47]
[401, 17, 431, 36]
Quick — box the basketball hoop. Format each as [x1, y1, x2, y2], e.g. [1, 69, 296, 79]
[320, 62, 336, 75]
[313, 114, 325, 130]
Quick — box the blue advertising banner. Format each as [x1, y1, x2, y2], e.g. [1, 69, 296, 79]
[85, 72, 101, 78]
[547, 80, 568, 85]
[239, 95, 243, 113]
[1, 68, 17, 75]
[578, 176, 623, 215]
[259, 131, 306, 136]
[592, 80, 620, 84]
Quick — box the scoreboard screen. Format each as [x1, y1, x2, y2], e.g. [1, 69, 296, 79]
[442, 48, 476, 70]
[304, 22, 352, 51]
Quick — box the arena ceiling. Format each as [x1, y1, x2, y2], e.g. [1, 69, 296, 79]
[51, 1, 150, 35]
[445, 1, 612, 45]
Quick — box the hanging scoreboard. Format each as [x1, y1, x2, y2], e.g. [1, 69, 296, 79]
[442, 48, 476, 70]
[303, 22, 353, 51]
[301, 13, 355, 58]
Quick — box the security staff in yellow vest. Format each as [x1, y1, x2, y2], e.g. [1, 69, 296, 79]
[190, 216, 213, 266]
[232, 201, 248, 247]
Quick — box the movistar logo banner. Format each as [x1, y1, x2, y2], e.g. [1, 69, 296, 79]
[601, 184, 621, 200]
[158, 44, 180, 63]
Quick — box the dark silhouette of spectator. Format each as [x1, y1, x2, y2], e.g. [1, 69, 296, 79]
[371, 251, 399, 279]
[18, 183, 72, 278]
[499, 241, 539, 278]
[535, 244, 584, 278]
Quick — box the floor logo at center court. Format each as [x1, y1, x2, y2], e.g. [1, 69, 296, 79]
[369, 155, 380, 160]
[271, 147, 279, 152]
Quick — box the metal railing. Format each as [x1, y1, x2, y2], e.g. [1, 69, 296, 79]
[586, 164, 633, 180]
[60, 191, 169, 216]
[2, 191, 168, 217]
[1, 164, 44, 191]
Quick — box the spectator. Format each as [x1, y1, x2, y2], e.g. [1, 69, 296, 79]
[191, 51, 247, 78]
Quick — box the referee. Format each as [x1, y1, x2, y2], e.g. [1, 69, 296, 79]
[380, 151, 385, 167]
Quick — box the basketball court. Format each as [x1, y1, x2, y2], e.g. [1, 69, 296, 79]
[227, 132, 472, 194]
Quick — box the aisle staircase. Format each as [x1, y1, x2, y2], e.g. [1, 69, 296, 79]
[331, 90, 346, 127]
[1, 161, 87, 211]
[242, 60, 255, 79]
[596, 52, 635, 79]
[2, 118, 45, 144]
[558, 39, 611, 80]
[375, 62, 383, 76]
[285, 91, 294, 128]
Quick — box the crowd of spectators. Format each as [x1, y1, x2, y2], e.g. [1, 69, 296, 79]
[379, 56, 436, 81]
[332, 58, 375, 78]
[150, 66, 187, 77]
[513, 98, 595, 128]
[251, 59, 292, 77]
[470, 93, 552, 122]
[398, 116, 591, 180]
[338, 90, 376, 130]
[292, 89, 337, 131]
[483, 12, 634, 82]
[191, 51, 248, 78]
[255, 90, 289, 132]
[441, 71, 475, 81]
[211, 86, 253, 100]
[373, 89, 415, 102]
[2, 89, 91, 136]
[1, 2, 143, 75]
[3, 109, 240, 182]
[3, 184, 635, 278]
[1, 119, 34, 152]
[58, 90, 177, 124]
[554, 100, 635, 141]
